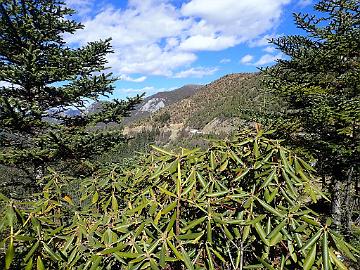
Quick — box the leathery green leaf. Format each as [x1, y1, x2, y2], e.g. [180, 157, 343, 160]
[329, 249, 347, 270]
[229, 150, 244, 166]
[159, 243, 166, 268]
[111, 194, 118, 211]
[181, 247, 194, 270]
[205, 244, 215, 270]
[99, 244, 126, 255]
[322, 231, 329, 270]
[206, 190, 228, 197]
[162, 201, 177, 215]
[329, 232, 357, 261]
[115, 252, 141, 259]
[36, 256, 45, 270]
[210, 247, 226, 263]
[89, 256, 102, 270]
[25, 258, 33, 270]
[254, 222, 269, 246]
[166, 240, 182, 260]
[158, 186, 176, 197]
[301, 229, 323, 253]
[242, 225, 251, 242]
[223, 225, 234, 240]
[151, 145, 175, 156]
[210, 151, 216, 170]
[176, 160, 181, 195]
[303, 243, 316, 270]
[267, 218, 287, 240]
[254, 140, 260, 158]
[207, 219, 212, 244]
[246, 215, 266, 225]
[257, 198, 284, 218]
[260, 168, 276, 189]
[5, 240, 15, 270]
[92, 191, 99, 204]
[150, 258, 160, 270]
[196, 172, 206, 188]
[257, 257, 275, 270]
[43, 242, 61, 261]
[182, 216, 207, 232]
[234, 168, 250, 181]
[182, 178, 196, 196]
[219, 159, 228, 172]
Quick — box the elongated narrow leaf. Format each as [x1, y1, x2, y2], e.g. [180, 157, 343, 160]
[37, 256, 45, 270]
[301, 229, 323, 253]
[181, 248, 195, 270]
[329, 249, 347, 270]
[303, 243, 316, 270]
[5, 241, 15, 270]
[322, 231, 329, 270]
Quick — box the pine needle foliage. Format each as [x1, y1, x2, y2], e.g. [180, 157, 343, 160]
[1, 131, 358, 269]
[0, 0, 142, 191]
[261, 0, 359, 230]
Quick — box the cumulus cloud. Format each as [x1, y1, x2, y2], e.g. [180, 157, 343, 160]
[240, 54, 254, 64]
[179, 35, 237, 51]
[249, 34, 282, 47]
[298, 0, 312, 7]
[65, 0, 290, 77]
[65, 0, 95, 16]
[253, 53, 283, 66]
[119, 75, 147, 83]
[220, 58, 231, 64]
[263, 46, 277, 53]
[174, 67, 218, 78]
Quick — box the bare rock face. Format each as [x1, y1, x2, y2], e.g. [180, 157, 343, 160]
[139, 98, 166, 113]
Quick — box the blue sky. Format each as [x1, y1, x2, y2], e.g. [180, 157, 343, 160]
[63, 0, 314, 99]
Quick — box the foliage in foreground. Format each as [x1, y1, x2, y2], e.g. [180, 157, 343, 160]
[1, 131, 359, 269]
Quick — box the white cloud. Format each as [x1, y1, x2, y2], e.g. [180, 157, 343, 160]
[263, 46, 277, 53]
[65, 0, 291, 77]
[174, 67, 218, 78]
[179, 35, 237, 51]
[253, 53, 283, 66]
[240, 54, 254, 64]
[220, 58, 231, 64]
[65, 0, 95, 16]
[181, 0, 290, 40]
[298, 0, 312, 7]
[249, 34, 282, 47]
[119, 75, 147, 83]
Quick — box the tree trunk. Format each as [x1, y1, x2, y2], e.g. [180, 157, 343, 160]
[331, 179, 343, 230]
[343, 166, 354, 233]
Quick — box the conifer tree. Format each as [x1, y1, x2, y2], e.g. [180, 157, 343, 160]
[0, 0, 142, 193]
[262, 0, 359, 231]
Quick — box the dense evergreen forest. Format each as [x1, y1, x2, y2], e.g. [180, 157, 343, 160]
[0, 0, 359, 269]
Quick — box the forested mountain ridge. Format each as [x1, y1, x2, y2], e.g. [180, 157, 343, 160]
[125, 72, 282, 144]
[124, 84, 202, 124]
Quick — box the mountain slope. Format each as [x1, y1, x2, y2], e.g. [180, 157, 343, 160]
[138, 73, 280, 127]
[124, 84, 202, 124]
[125, 72, 283, 145]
